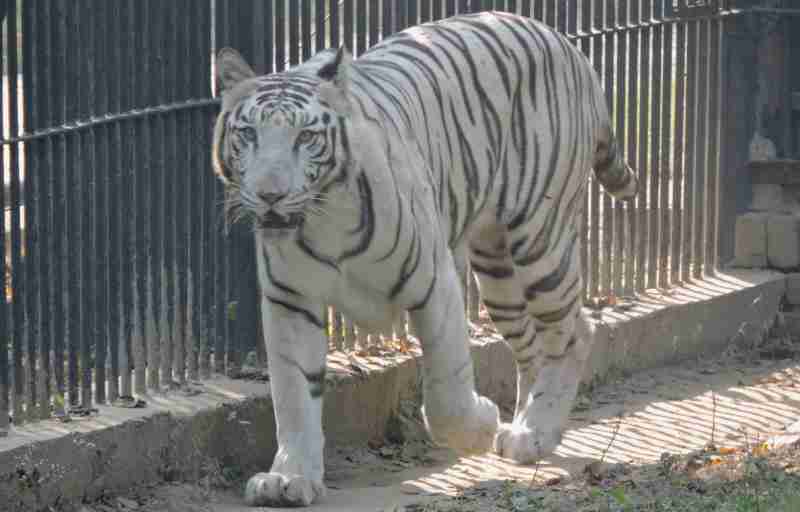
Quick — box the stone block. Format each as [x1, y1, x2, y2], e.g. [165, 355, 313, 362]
[787, 273, 800, 306]
[734, 213, 768, 268]
[751, 183, 784, 211]
[767, 214, 800, 270]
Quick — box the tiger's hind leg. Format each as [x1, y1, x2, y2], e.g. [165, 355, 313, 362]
[467, 225, 537, 417]
[487, 228, 592, 464]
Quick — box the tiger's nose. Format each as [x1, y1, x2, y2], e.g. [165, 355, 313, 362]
[258, 192, 285, 206]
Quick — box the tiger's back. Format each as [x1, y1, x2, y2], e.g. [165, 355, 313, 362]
[348, 12, 635, 251]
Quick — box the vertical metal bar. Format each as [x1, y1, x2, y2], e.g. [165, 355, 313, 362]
[214, 190, 226, 375]
[545, 0, 555, 27]
[344, 0, 354, 52]
[613, 0, 626, 296]
[431, 0, 442, 20]
[345, 317, 356, 349]
[200, 3, 214, 380]
[195, 3, 213, 381]
[118, 1, 133, 395]
[648, 4, 662, 290]
[78, 0, 95, 406]
[316, 0, 326, 52]
[302, 0, 313, 61]
[19, 0, 31, 419]
[636, 4, 651, 293]
[35, 0, 54, 419]
[579, 0, 590, 298]
[47, 0, 66, 412]
[395, 0, 407, 30]
[521, 0, 532, 17]
[369, 0, 381, 46]
[276, 0, 287, 71]
[0, 0, 8, 430]
[421, 0, 432, 23]
[262, 1, 274, 74]
[174, 0, 192, 385]
[408, 0, 418, 26]
[681, 20, 699, 281]
[448, 0, 458, 17]
[331, 0, 341, 47]
[589, 1, 602, 299]
[215, 0, 229, 60]
[693, 19, 710, 278]
[290, 0, 300, 65]
[706, 17, 721, 274]
[63, 0, 82, 404]
[659, 16, 673, 288]
[601, 1, 613, 296]
[625, 0, 639, 296]
[556, 0, 566, 34]
[162, 1, 179, 385]
[19, 0, 37, 420]
[185, 2, 199, 382]
[148, 0, 166, 390]
[693, 19, 709, 280]
[392, 315, 405, 342]
[383, 0, 394, 37]
[682, 19, 697, 282]
[135, 0, 153, 393]
[92, 0, 109, 404]
[566, 0, 576, 36]
[103, 0, 122, 400]
[357, 0, 367, 55]
[671, 20, 686, 285]
[130, 0, 147, 395]
[533, 0, 544, 21]
[330, 310, 342, 350]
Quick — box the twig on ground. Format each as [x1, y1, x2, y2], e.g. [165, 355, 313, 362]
[600, 404, 625, 465]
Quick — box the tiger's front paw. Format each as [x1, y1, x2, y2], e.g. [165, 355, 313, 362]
[244, 472, 326, 507]
[423, 394, 500, 455]
[493, 422, 562, 464]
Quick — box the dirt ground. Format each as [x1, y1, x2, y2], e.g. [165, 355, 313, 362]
[80, 331, 800, 512]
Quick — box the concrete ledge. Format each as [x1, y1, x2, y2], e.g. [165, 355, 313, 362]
[0, 270, 786, 512]
[584, 269, 786, 383]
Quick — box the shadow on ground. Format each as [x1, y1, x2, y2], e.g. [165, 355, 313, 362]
[87, 343, 800, 512]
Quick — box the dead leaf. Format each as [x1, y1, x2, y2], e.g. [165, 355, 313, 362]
[751, 442, 770, 457]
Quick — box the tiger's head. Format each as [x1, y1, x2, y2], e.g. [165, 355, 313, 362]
[213, 47, 355, 240]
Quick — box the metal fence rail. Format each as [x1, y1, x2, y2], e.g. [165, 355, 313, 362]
[0, 0, 729, 429]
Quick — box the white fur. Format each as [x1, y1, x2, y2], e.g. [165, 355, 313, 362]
[215, 13, 630, 507]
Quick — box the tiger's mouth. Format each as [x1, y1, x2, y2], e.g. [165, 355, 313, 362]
[257, 210, 304, 231]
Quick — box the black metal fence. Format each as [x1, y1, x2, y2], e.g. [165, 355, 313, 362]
[0, 0, 738, 429]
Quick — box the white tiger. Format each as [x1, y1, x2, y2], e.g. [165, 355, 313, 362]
[213, 11, 636, 507]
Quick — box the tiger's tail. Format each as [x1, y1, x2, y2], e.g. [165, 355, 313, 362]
[593, 124, 638, 202]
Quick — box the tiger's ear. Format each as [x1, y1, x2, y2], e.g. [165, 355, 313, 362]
[216, 48, 256, 94]
[317, 46, 353, 115]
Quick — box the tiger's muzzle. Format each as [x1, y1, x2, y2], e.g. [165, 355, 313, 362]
[258, 210, 304, 230]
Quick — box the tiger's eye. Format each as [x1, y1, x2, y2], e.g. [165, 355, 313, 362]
[238, 126, 257, 142]
[297, 130, 315, 145]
